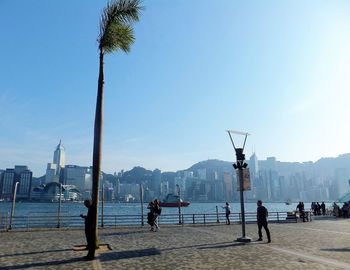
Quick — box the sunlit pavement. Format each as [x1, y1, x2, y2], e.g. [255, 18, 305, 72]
[1, 219, 350, 270]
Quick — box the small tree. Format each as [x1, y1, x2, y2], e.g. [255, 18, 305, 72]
[90, 0, 142, 258]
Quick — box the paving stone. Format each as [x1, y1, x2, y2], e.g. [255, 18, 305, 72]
[0, 220, 350, 269]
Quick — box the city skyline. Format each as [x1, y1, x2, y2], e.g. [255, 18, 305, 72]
[1, 1, 350, 176]
[3, 139, 350, 177]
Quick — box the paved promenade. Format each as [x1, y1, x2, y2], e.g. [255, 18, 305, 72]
[1, 219, 350, 270]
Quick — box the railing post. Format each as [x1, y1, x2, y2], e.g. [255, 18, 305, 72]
[182, 214, 184, 225]
[9, 182, 19, 230]
[140, 184, 144, 226]
[192, 214, 195, 224]
[203, 214, 206, 225]
[277, 212, 279, 223]
[5, 212, 9, 231]
[216, 206, 220, 223]
[238, 212, 241, 224]
[57, 183, 62, 228]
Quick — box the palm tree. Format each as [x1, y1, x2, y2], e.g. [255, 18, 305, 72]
[89, 0, 142, 258]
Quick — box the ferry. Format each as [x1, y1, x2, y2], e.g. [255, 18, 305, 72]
[159, 194, 190, 207]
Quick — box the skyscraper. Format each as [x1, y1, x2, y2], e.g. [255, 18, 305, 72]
[0, 166, 32, 200]
[53, 140, 65, 168]
[249, 153, 259, 178]
[45, 140, 66, 183]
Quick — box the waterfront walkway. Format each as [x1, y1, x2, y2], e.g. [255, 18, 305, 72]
[1, 219, 350, 270]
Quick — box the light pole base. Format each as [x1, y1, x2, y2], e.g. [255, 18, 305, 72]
[235, 236, 251, 243]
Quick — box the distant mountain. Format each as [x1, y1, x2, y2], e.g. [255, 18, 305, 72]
[188, 159, 233, 171]
[108, 153, 350, 184]
[120, 166, 152, 184]
[32, 175, 45, 186]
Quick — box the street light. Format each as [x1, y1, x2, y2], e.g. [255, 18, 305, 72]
[227, 130, 251, 243]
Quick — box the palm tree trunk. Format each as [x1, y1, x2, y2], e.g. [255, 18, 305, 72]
[90, 48, 104, 258]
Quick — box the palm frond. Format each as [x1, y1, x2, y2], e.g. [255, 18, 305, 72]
[98, 0, 142, 52]
[102, 22, 135, 53]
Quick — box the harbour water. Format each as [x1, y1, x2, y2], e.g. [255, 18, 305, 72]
[0, 201, 332, 217]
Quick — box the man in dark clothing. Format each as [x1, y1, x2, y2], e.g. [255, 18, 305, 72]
[321, 202, 326, 216]
[296, 202, 305, 222]
[257, 200, 271, 243]
[80, 199, 95, 260]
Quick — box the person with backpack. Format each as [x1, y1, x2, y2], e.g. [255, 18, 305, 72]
[222, 202, 231, 225]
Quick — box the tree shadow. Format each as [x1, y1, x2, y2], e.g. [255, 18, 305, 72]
[0, 248, 72, 258]
[0, 257, 85, 270]
[101, 230, 145, 237]
[321, 247, 350, 252]
[161, 241, 245, 252]
[197, 242, 246, 250]
[99, 248, 161, 261]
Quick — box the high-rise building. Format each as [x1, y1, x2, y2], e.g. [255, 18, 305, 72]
[197, 168, 207, 180]
[53, 140, 65, 168]
[223, 172, 233, 201]
[151, 169, 161, 196]
[64, 165, 91, 193]
[45, 141, 66, 183]
[1, 169, 15, 199]
[249, 153, 259, 178]
[45, 163, 58, 183]
[335, 168, 350, 198]
[0, 166, 32, 200]
[17, 168, 33, 199]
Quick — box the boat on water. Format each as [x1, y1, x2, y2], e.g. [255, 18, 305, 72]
[159, 193, 190, 207]
[285, 199, 292, 205]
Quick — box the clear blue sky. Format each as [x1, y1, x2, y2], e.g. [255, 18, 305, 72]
[1, 0, 350, 176]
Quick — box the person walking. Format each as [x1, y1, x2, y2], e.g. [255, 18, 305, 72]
[222, 202, 231, 225]
[147, 200, 155, 231]
[80, 199, 95, 260]
[256, 200, 271, 243]
[153, 199, 161, 231]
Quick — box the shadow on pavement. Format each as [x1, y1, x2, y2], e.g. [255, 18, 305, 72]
[0, 248, 72, 258]
[99, 248, 161, 261]
[101, 230, 145, 237]
[161, 241, 244, 252]
[321, 247, 350, 252]
[0, 257, 85, 270]
[198, 242, 246, 250]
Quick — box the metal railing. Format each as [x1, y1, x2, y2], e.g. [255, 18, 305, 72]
[0, 211, 299, 231]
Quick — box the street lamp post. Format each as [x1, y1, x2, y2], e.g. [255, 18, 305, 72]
[9, 182, 19, 230]
[176, 184, 182, 225]
[227, 130, 251, 243]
